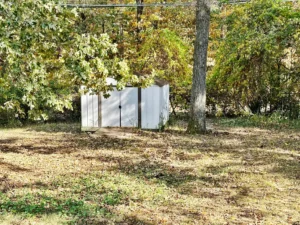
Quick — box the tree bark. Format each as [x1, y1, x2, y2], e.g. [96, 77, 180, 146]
[136, 0, 144, 45]
[136, 0, 143, 128]
[187, 0, 211, 134]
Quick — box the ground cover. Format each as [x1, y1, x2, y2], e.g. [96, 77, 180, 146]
[0, 118, 299, 224]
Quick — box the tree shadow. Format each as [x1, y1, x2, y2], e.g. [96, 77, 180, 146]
[0, 138, 19, 144]
[0, 175, 51, 195]
[115, 159, 227, 188]
[1, 123, 299, 223]
[116, 215, 155, 225]
[74, 128, 300, 188]
[0, 141, 78, 155]
[0, 138, 19, 153]
[0, 175, 23, 193]
[2, 125, 299, 182]
[26, 123, 81, 134]
[73, 214, 155, 225]
[271, 157, 300, 180]
[0, 161, 31, 173]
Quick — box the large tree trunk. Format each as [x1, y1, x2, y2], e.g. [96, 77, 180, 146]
[187, 0, 211, 134]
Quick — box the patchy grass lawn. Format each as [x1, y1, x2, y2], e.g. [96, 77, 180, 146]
[0, 119, 299, 225]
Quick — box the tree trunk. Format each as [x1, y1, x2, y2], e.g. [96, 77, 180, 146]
[136, 0, 144, 45]
[136, 0, 143, 128]
[187, 0, 211, 134]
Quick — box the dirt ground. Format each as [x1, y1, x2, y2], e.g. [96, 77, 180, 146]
[0, 121, 299, 224]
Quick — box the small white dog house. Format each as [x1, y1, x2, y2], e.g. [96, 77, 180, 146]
[81, 78, 169, 130]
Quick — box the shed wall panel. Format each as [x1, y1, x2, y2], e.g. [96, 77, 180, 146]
[161, 85, 169, 124]
[81, 92, 99, 128]
[92, 95, 99, 127]
[166, 85, 170, 121]
[81, 83, 169, 130]
[81, 94, 88, 127]
[142, 86, 160, 129]
[87, 94, 94, 127]
[121, 88, 138, 127]
[101, 88, 120, 127]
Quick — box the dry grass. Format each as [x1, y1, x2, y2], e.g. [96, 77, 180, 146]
[0, 120, 299, 225]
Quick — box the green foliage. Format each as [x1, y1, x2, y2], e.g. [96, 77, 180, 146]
[0, 0, 136, 120]
[215, 114, 300, 130]
[77, 7, 194, 114]
[102, 191, 123, 206]
[137, 28, 193, 114]
[138, 28, 192, 83]
[0, 109, 22, 127]
[208, 0, 300, 118]
[0, 194, 95, 217]
[0, 1, 194, 121]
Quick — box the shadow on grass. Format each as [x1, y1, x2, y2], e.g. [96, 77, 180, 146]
[1, 122, 300, 223]
[81, 130, 300, 191]
[115, 159, 227, 188]
[0, 161, 31, 173]
[0, 138, 20, 154]
[74, 215, 155, 225]
[271, 157, 300, 180]
[0, 141, 79, 155]
[1, 125, 299, 184]
[116, 215, 156, 225]
[0, 138, 19, 144]
[26, 123, 81, 134]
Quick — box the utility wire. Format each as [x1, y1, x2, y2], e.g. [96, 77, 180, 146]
[64, 2, 195, 8]
[63, 0, 297, 8]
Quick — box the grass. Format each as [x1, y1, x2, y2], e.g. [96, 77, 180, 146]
[215, 114, 300, 130]
[0, 117, 299, 224]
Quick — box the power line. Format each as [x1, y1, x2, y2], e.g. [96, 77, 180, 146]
[64, 2, 196, 8]
[63, 0, 298, 8]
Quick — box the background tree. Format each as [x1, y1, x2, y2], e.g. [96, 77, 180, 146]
[0, 0, 137, 120]
[208, 0, 300, 118]
[77, 1, 195, 113]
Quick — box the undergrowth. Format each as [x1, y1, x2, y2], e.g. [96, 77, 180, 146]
[215, 114, 300, 130]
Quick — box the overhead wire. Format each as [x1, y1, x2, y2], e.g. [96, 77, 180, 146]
[64, 2, 196, 8]
[63, 0, 297, 8]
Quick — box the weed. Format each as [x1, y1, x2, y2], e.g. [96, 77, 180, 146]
[0, 194, 95, 218]
[215, 114, 300, 130]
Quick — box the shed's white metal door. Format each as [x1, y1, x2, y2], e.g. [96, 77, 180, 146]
[142, 86, 160, 129]
[81, 92, 99, 128]
[101, 88, 121, 127]
[160, 85, 170, 124]
[120, 88, 138, 127]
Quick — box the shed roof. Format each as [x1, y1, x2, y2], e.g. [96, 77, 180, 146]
[154, 79, 169, 87]
[106, 78, 168, 87]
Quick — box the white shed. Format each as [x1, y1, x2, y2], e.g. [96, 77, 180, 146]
[81, 78, 169, 130]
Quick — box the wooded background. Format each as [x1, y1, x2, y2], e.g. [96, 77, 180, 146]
[0, 0, 299, 126]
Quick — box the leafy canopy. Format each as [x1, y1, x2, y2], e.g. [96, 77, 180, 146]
[208, 0, 300, 116]
[0, 0, 138, 119]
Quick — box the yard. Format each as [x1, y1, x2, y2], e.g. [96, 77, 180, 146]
[0, 118, 299, 224]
